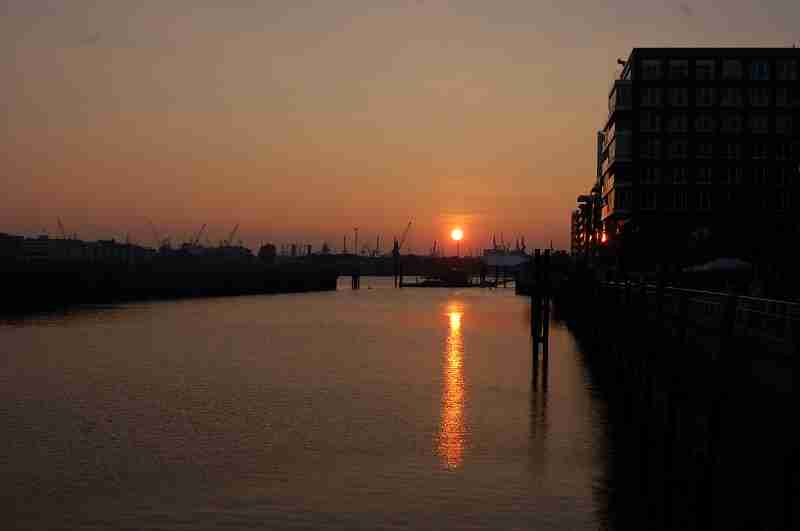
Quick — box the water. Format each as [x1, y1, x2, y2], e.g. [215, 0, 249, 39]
[1, 278, 610, 530]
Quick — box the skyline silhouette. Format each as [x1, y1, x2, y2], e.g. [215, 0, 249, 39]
[3, 1, 800, 250]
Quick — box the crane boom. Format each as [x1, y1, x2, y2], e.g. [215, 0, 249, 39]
[148, 220, 161, 247]
[398, 220, 412, 251]
[226, 224, 239, 246]
[191, 224, 207, 246]
[57, 218, 67, 239]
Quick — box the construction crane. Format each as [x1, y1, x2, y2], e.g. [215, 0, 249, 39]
[148, 220, 162, 248]
[190, 224, 207, 246]
[397, 220, 412, 252]
[57, 218, 67, 239]
[224, 224, 239, 246]
[372, 235, 381, 257]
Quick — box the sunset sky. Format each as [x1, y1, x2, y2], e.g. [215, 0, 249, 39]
[3, 1, 799, 252]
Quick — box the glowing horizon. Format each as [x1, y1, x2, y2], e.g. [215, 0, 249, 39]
[3, 1, 798, 250]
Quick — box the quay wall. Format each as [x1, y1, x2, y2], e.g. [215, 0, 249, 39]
[0, 261, 339, 313]
[552, 275, 798, 530]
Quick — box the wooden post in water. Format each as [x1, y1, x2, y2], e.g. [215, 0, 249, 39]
[531, 249, 542, 383]
[542, 249, 551, 371]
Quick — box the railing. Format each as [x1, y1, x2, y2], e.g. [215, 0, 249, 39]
[601, 132, 632, 175]
[598, 281, 798, 356]
[607, 80, 632, 122]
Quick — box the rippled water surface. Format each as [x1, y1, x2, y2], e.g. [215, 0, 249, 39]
[1, 278, 609, 530]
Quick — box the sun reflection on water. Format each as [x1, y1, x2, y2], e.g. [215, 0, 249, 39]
[438, 305, 465, 469]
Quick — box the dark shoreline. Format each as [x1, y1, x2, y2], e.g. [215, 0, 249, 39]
[0, 262, 339, 315]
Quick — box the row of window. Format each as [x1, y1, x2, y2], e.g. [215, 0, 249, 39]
[612, 188, 791, 212]
[639, 59, 798, 81]
[639, 138, 799, 160]
[638, 165, 797, 185]
[638, 87, 798, 107]
[640, 112, 795, 134]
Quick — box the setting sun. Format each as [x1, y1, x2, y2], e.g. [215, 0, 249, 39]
[451, 228, 464, 241]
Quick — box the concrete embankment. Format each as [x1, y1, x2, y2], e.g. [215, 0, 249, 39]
[0, 262, 338, 313]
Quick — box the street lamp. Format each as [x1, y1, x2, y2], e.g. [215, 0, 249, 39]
[451, 228, 463, 257]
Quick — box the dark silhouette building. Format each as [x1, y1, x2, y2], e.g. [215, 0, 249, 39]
[597, 48, 799, 274]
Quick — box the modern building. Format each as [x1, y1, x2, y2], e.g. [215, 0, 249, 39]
[598, 47, 800, 270]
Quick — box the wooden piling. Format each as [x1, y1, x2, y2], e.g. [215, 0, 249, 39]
[542, 249, 551, 367]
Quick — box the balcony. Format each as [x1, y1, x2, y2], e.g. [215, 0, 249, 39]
[608, 80, 632, 122]
[601, 132, 632, 176]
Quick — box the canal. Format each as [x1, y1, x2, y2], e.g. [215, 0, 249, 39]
[1, 278, 611, 530]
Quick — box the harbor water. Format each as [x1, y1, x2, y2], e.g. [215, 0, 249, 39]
[1, 277, 611, 530]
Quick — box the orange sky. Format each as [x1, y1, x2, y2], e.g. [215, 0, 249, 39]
[3, 1, 799, 252]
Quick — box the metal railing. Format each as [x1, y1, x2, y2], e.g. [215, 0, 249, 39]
[598, 281, 798, 356]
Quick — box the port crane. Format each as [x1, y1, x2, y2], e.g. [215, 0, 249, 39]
[397, 220, 412, 252]
[57, 218, 67, 239]
[148, 219, 170, 249]
[223, 224, 240, 246]
[371, 235, 381, 257]
[190, 224, 207, 246]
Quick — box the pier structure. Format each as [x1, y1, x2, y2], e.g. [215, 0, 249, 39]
[555, 275, 798, 529]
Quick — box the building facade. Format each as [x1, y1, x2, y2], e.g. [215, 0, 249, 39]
[598, 48, 800, 270]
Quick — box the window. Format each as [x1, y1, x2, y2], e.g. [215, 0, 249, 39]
[697, 190, 712, 210]
[748, 114, 769, 134]
[641, 87, 662, 106]
[641, 190, 657, 210]
[695, 114, 715, 133]
[776, 115, 793, 134]
[667, 113, 688, 132]
[779, 166, 795, 186]
[748, 87, 770, 107]
[696, 87, 715, 106]
[722, 60, 743, 80]
[696, 142, 713, 159]
[668, 139, 689, 159]
[777, 190, 787, 211]
[720, 88, 743, 107]
[669, 88, 688, 106]
[616, 189, 631, 210]
[721, 112, 743, 133]
[777, 60, 798, 81]
[760, 193, 771, 210]
[696, 167, 712, 184]
[776, 143, 791, 160]
[675, 190, 689, 210]
[749, 61, 770, 81]
[751, 143, 768, 160]
[642, 59, 662, 80]
[641, 166, 661, 184]
[776, 88, 790, 107]
[666, 166, 689, 184]
[668, 60, 689, 80]
[640, 111, 661, 132]
[725, 167, 743, 185]
[751, 166, 769, 185]
[641, 137, 662, 159]
[696, 60, 715, 80]
[725, 143, 742, 160]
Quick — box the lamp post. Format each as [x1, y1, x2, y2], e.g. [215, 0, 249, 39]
[451, 228, 463, 258]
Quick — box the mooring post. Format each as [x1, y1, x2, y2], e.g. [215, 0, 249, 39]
[532, 249, 542, 340]
[531, 249, 542, 382]
[542, 249, 551, 367]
